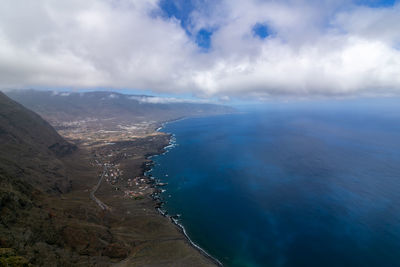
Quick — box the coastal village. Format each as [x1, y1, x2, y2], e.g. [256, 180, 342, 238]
[0, 89, 232, 266]
[92, 147, 151, 200]
[53, 118, 161, 147]
[85, 125, 170, 210]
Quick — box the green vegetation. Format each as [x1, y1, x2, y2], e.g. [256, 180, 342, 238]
[0, 248, 29, 267]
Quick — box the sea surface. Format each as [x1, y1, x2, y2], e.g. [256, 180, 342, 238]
[149, 102, 400, 267]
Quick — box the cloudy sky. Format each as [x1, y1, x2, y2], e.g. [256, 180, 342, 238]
[1, 0, 400, 100]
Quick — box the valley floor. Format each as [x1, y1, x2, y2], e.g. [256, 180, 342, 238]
[54, 125, 217, 266]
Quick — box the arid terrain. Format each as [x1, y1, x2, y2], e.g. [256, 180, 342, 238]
[1, 90, 232, 266]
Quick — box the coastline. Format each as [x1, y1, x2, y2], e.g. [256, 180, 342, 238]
[155, 112, 236, 133]
[146, 119, 223, 267]
[169, 215, 224, 267]
[1, 90, 235, 266]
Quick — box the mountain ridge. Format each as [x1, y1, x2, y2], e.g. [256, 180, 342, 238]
[0, 91, 217, 266]
[0, 91, 76, 194]
[5, 90, 234, 130]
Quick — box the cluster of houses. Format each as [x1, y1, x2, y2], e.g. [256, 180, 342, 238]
[124, 177, 150, 199]
[91, 145, 153, 200]
[104, 164, 123, 185]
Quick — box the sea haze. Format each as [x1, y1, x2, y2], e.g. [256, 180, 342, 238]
[149, 101, 400, 267]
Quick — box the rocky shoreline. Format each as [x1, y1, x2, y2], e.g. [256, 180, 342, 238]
[1, 90, 234, 266]
[81, 128, 218, 266]
[144, 125, 223, 267]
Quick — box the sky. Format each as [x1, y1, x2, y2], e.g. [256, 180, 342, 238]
[0, 0, 400, 101]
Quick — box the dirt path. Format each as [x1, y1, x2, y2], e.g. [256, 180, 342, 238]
[90, 166, 110, 210]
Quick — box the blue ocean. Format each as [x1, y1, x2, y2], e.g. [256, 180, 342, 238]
[149, 101, 400, 267]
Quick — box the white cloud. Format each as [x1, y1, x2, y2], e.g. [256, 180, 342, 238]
[131, 95, 212, 104]
[108, 93, 119, 99]
[0, 0, 400, 99]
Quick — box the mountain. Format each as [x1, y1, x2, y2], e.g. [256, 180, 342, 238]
[0, 91, 217, 266]
[0, 92, 78, 265]
[6, 90, 234, 130]
[0, 91, 76, 194]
